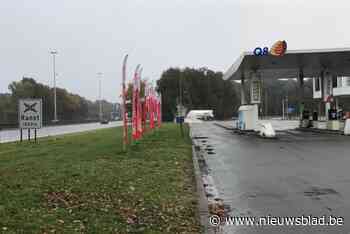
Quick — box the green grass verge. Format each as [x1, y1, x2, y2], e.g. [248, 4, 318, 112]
[0, 123, 201, 233]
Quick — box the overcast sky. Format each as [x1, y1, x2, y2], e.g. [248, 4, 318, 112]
[1, 0, 350, 102]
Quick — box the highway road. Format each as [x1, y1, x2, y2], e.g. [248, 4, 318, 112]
[0, 121, 122, 143]
[191, 122, 350, 234]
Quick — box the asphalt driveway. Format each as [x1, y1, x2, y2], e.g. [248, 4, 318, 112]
[191, 122, 350, 234]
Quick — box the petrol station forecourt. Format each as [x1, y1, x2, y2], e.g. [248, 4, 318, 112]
[187, 46, 350, 233]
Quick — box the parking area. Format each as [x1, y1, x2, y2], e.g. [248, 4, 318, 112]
[191, 121, 350, 233]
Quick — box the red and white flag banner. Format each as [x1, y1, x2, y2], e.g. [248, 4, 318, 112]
[157, 95, 162, 128]
[132, 64, 140, 140]
[122, 54, 128, 147]
[142, 80, 148, 134]
[149, 86, 155, 129]
[136, 68, 143, 139]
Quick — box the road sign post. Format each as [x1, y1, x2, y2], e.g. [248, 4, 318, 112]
[18, 99, 42, 142]
[20, 129, 23, 142]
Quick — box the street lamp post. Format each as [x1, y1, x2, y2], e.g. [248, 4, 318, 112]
[179, 71, 185, 136]
[286, 96, 289, 119]
[50, 50, 58, 122]
[282, 97, 285, 120]
[97, 72, 103, 121]
[203, 69, 210, 108]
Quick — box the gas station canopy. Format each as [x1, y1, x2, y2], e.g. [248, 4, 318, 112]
[223, 48, 350, 80]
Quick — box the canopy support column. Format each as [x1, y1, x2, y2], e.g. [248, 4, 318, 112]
[335, 97, 339, 110]
[298, 70, 304, 119]
[321, 70, 333, 120]
[241, 75, 246, 105]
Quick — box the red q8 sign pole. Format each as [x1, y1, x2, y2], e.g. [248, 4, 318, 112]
[122, 54, 128, 150]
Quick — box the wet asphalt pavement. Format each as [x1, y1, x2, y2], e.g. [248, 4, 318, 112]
[190, 122, 350, 234]
[0, 121, 122, 143]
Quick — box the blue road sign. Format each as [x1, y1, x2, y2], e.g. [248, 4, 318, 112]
[176, 116, 184, 124]
[288, 107, 295, 113]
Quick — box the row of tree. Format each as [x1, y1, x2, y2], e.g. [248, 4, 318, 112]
[156, 67, 240, 121]
[0, 78, 116, 126]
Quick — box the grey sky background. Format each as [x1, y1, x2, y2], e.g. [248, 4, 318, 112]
[1, 0, 349, 102]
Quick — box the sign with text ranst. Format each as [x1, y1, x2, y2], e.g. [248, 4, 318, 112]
[19, 99, 42, 129]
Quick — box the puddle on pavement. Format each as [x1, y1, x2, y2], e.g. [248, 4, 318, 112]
[197, 157, 209, 175]
[304, 187, 339, 199]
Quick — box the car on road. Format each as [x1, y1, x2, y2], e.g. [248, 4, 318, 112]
[100, 119, 109, 124]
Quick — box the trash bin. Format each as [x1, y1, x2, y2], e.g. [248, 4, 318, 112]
[312, 111, 318, 121]
[328, 109, 337, 120]
[302, 110, 310, 120]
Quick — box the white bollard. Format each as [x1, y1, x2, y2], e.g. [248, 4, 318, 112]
[259, 123, 276, 138]
[344, 119, 350, 135]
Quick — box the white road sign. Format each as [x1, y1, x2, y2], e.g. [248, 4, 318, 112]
[19, 99, 42, 129]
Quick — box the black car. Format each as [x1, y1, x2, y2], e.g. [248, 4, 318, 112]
[100, 119, 109, 124]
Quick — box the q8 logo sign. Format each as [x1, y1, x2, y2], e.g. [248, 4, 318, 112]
[19, 99, 43, 129]
[254, 40, 287, 57]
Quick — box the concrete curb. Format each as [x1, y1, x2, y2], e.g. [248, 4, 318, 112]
[296, 127, 346, 135]
[192, 145, 214, 234]
[189, 125, 215, 234]
[213, 122, 234, 131]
